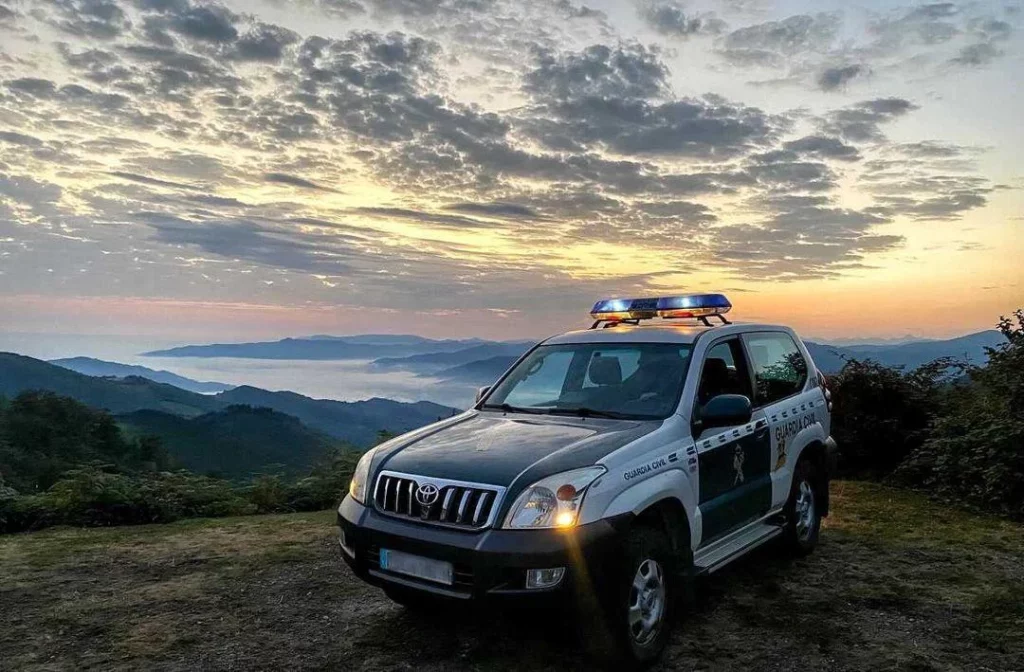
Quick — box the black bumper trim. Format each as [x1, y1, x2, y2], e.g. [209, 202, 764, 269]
[338, 495, 630, 600]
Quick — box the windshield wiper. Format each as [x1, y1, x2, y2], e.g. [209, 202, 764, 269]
[481, 403, 547, 415]
[544, 407, 631, 420]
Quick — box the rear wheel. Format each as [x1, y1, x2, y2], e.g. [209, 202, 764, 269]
[783, 458, 821, 555]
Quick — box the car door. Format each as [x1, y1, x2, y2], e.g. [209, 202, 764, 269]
[742, 331, 816, 509]
[693, 337, 773, 545]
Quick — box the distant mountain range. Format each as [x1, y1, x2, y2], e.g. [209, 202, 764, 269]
[803, 331, 1005, 374]
[429, 356, 520, 385]
[50, 357, 234, 394]
[0, 353, 458, 448]
[372, 342, 532, 373]
[142, 334, 494, 360]
[139, 330, 1008, 389]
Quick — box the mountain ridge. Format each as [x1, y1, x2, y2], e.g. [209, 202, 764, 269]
[50, 357, 234, 394]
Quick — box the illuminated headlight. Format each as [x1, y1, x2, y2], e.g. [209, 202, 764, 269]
[504, 466, 605, 529]
[349, 448, 378, 504]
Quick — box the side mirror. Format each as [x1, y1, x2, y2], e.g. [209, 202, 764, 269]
[700, 394, 752, 430]
[475, 386, 491, 405]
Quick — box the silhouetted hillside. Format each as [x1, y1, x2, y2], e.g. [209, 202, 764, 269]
[216, 386, 457, 446]
[0, 353, 218, 417]
[373, 342, 531, 372]
[805, 330, 1005, 373]
[0, 354, 459, 448]
[50, 357, 234, 394]
[429, 356, 519, 385]
[118, 406, 338, 479]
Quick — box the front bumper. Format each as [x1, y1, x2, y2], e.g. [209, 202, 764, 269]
[337, 495, 629, 601]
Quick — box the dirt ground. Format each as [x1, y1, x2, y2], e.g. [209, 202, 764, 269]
[1, 481, 1022, 672]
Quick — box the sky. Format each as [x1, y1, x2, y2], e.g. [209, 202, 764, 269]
[0, 0, 1022, 346]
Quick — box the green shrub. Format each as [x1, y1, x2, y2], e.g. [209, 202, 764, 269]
[897, 311, 1024, 520]
[828, 358, 951, 478]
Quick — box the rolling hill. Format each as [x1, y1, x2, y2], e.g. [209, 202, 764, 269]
[0, 353, 459, 448]
[118, 406, 339, 478]
[50, 357, 234, 394]
[429, 355, 519, 386]
[216, 386, 457, 446]
[372, 342, 532, 372]
[0, 352, 218, 417]
[804, 330, 1005, 374]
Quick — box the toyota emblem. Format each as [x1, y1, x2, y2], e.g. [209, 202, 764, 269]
[415, 483, 440, 506]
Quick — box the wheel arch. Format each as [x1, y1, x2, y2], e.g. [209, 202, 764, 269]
[632, 496, 693, 566]
[793, 440, 830, 517]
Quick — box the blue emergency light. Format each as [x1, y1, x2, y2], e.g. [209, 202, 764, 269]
[590, 293, 732, 325]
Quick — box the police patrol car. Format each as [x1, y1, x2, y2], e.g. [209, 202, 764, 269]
[337, 294, 837, 665]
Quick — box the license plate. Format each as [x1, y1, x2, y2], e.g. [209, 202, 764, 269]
[379, 548, 453, 586]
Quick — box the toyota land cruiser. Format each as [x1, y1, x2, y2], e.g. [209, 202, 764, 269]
[337, 293, 837, 665]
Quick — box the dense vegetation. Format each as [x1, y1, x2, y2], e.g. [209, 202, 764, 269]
[830, 310, 1023, 520]
[0, 393, 364, 533]
[1, 311, 1020, 533]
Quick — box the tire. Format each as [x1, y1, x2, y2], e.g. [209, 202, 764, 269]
[583, 525, 676, 669]
[783, 458, 822, 555]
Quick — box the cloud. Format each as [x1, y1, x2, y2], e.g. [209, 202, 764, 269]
[44, 0, 132, 39]
[635, 0, 726, 38]
[821, 98, 917, 142]
[783, 135, 860, 162]
[950, 42, 1003, 66]
[718, 12, 839, 65]
[264, 173, 340, 192]
[164, 3, 238, 42]
[0, 131, 44, 147]
[524, 43, 669, 101]
[444, 202, 546, 220]
[817, 64, 865, 91]
[232, 23, 300, 61]
[108, 170, 204, 191]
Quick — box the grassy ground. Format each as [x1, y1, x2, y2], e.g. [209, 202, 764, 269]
[1, 481, 1022, 671]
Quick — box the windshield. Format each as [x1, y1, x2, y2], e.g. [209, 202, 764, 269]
[482, 343, 692, 420]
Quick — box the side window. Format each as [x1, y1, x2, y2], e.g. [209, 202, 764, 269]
[696, 339, 753, 406]
[744, 333, 808, 406]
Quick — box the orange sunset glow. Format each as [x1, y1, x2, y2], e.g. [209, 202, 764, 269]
[0, 0, 1021, 345]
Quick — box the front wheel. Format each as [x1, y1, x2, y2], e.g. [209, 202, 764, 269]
[583, 525, 675, 668]
[783, 459, 822, 555]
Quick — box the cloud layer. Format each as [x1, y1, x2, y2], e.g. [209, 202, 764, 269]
[0, 0, 1017, 318]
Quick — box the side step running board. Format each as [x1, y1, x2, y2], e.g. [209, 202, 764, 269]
[693, 523, 783, 576]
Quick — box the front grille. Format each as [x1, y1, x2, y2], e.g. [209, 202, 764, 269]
[372, 471, 505, 530]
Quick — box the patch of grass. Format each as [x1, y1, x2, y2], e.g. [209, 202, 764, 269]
[1, 485, 1022, 672]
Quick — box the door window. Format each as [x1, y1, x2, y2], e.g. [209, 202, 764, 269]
[695, 339, 753, 406]
[744, 332, 808, 406]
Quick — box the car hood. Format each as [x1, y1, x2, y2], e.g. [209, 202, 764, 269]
[377, 410, 661, 489]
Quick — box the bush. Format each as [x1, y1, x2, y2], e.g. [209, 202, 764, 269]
[829, 358, 951, 478]
[896, 311, 1024, 520]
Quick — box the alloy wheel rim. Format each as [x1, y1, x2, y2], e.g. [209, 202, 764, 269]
[795, 479, 816, 541]
[628, 558, 666, 645]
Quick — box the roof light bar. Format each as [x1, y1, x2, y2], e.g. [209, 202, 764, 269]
[590, 293, 732, 323]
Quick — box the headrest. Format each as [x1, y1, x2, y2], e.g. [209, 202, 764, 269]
[703, 357, 730, 381]
[589, 355, 622, 386]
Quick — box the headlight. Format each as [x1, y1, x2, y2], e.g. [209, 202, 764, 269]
[349, 448, 378, 504]
[504, 466, 606, 529]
